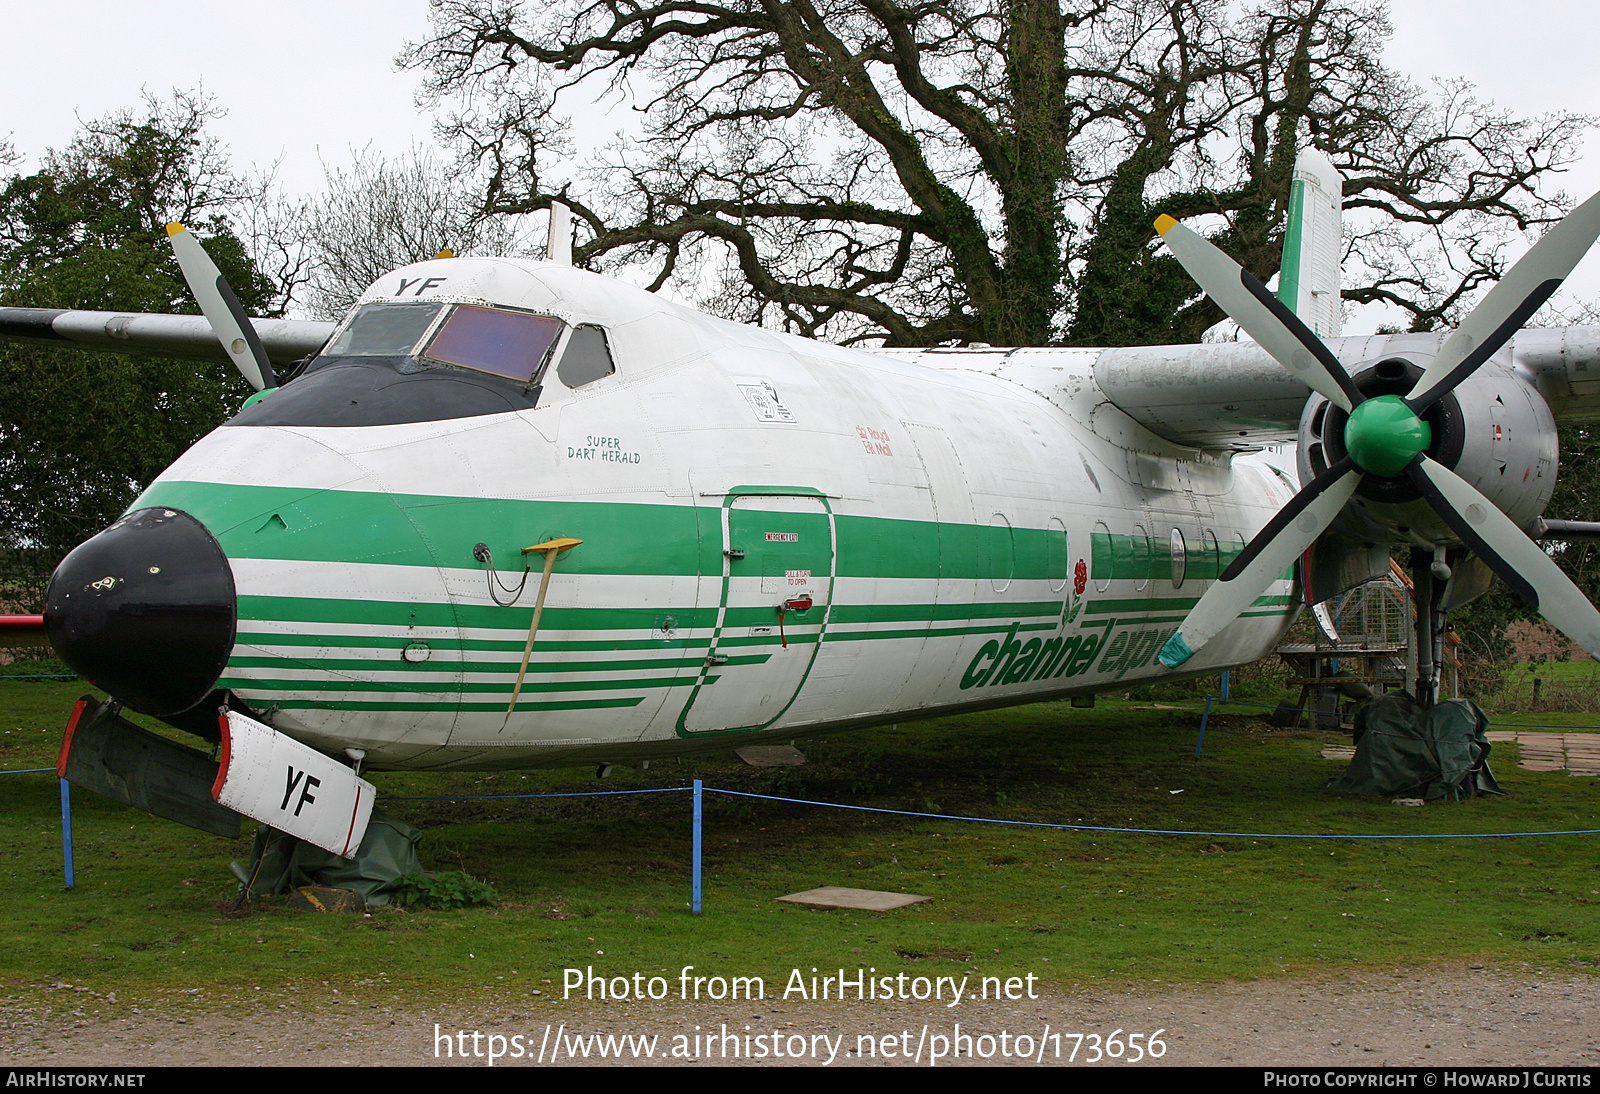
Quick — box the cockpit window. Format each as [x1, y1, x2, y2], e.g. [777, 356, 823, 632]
[325, 303, 445, 357]
[555, 324, 616, 388]
[423, 305, 565, 385]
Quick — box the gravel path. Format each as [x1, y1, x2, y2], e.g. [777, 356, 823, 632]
[7, 964, 1598, 1067]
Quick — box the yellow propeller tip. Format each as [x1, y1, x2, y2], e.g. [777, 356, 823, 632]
[1154, 214, 1178, 236]
[436, 248, 455, 259]
[165, 222, 187, 237]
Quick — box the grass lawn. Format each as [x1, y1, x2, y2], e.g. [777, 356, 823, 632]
[1486, 659, 1600, 722]
[4, 675, 1600, 1015]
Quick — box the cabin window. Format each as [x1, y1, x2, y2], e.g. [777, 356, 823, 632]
[1203, 529, 1221, 580]
[985, 512, 1015, 593]
[1170, 528, 1187, 588]
[1046, 517, 1068, 593]
[325, 302, 445, 357]
[1092, 521, 1113, 593]
[423, 305, 564, 385]
[555, 324, 616, 388]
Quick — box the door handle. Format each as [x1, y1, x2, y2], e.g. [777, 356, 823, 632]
[776, 596, 815, 648]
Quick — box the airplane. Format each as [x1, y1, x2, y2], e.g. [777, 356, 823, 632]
[4, 149, 1600, 860]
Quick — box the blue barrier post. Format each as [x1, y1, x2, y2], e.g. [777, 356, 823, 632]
[1220, 671, 1230, 703]
[60, 778, 74, 890]
[691, 779, 703, 915]
[1195, 695, 1212, 758]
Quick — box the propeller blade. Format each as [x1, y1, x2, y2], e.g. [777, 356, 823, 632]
[1154, 215, 1363, 412]
[165, 223, 277, 391]
[1407, 188, 1600, 413]
[1407, 456, 1600, 657]
[1159, 457, 1362, 668]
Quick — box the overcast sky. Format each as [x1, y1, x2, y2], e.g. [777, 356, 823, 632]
[3, 1, 1598, 330]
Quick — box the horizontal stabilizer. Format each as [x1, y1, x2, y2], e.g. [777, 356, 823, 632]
[213, 710, 374, 858]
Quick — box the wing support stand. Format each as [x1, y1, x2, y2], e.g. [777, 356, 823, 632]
[501, 538, 583, 729]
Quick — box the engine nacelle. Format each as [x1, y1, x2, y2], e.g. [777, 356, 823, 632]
[1297, 356, 1559, 547]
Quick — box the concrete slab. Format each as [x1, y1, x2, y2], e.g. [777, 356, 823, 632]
[776, 886, 930, 911]
[735, 744, 806, 767]
[1482, 731, 1600, 775]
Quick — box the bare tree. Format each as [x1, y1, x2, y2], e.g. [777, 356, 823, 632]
[296, 147, 540, 320]
[405, 0, 1590, 347]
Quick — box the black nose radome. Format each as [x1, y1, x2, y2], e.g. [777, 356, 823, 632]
[45, 507, 237, 717]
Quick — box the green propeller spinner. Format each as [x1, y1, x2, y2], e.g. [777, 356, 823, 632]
[1342, 395, 1431, 477]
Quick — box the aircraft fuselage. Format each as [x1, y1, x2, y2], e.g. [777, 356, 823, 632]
[70, 258, 1302, 770]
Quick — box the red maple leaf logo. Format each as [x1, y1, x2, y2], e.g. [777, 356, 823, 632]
[1073, 559, 1087, 595]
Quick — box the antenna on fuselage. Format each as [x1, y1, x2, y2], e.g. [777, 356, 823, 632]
[546, 202, 573, 266]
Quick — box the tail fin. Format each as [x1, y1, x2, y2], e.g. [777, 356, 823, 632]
[1278, 148, 1344, 338]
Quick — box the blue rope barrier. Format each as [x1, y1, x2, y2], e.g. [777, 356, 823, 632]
[701, 786, 1600, 840]
[383, 786, 691, 802]
[2, 767, 56, 775]
[60, 778, 73, 890]
[692, 780, 703, 915]
[371, 776, 1600, 841]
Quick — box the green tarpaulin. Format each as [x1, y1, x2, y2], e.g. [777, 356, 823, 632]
[236, 810, 425, 905]
[1328, 691, 1501, 800]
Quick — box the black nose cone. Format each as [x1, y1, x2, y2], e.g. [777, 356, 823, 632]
[45, 507, 237, 717]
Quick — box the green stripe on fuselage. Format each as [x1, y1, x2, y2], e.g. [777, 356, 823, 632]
[1091, 532, 1293, 584]
[137, 481, 711, 576]
[139, 481, 1072, 583]
[219, 674, 697, 694]
[829, 600, 1063, 624]
[235, 595, 718, 632]
[225, 653, 770, 674]
[234, 630, 715, 653]
[258, 697, 647, 713]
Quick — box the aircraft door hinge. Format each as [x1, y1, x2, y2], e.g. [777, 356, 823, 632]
[724, 548, 746, 560]
[706, 654, 730, 666]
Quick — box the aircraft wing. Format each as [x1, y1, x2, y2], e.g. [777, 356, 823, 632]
[5, 304, 1599, 450]
[884, 325, 1600, 451]
[1098, 326, 1600, 446]
[0, 307, 335, 367]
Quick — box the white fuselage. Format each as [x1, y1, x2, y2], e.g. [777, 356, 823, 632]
[136, 259, 1299, 770]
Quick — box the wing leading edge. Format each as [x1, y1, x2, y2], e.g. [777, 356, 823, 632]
[0, 308, 334, 367]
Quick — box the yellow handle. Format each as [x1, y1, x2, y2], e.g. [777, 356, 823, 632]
[522, 538, 583, 555]
[501, 538, 583, 729]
